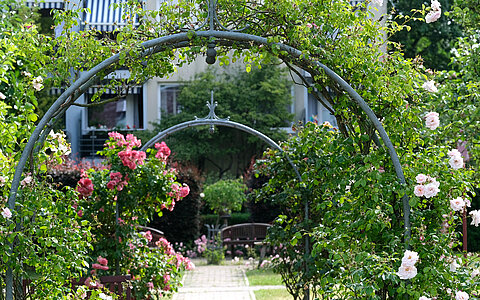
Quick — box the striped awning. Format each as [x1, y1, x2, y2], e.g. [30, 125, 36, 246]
[83, 0, 140, 31]
[24, 0, 64, 9]
[87, 86, 142, 95]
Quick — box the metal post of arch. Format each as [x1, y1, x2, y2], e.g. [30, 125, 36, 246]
[5, 1, 411, 298]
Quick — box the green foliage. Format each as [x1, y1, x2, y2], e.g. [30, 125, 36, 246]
[203, 178, 247, 215]
[390, 0, 462, 70]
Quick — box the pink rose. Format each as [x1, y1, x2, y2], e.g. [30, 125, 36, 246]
[415, 174, 427, 184]
[155, 141, 171, 160]
[425, 9, 441, 23]
[450, 197, 465, 212]
[414, 185, 425, 197]
[424, 112, 440, 130]
[77, 177, 94, 198]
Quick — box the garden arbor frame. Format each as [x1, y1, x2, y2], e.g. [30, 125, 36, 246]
[5, 1, 412, 299]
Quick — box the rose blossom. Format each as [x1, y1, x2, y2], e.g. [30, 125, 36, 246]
[455, 291, 469, 300]
[450, 197, 465, 212]
[97, 256, 108, 266]
[0, 92, 5, 100]
[424, 182, 440, 198]
[449, 157, 463, 168]
[419, 297, 431, 300]
[1, 207, 12, 219]
[471, 268, 480, 278]
[414, 185, 425, 197]
[397, 264, 417, 279]
[401, 250, 419, 266]
[424, 112, 440, 130]
[32, 76, 44, 91]
[0, 176, 5, 187]
[155, 141, 171, 160]
[77, 177, 94, 198]
[422, 80, 438, 92]
[425, 9, 441, 23]
[430, 0, 441, 11]
[415, 174, 428, 184]
[450, 258, 460, 272]
[469, 210, 480, 227]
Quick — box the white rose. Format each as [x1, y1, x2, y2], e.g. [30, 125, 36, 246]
[414, 185, 425, 197]
[422, 80, 438, 93]
[425, 9, 441, 23]
[455, 291, 469, 300]
[424, 182, 440, 198]
[401, 250, 419, 266]
[415, 174, 428, 184]
[450, 197, 465, 212]
[425, 112, 440, 130]
[469, 210, 480, 227]
[430, 0, 441, 11]
[397, 264, 417, 279]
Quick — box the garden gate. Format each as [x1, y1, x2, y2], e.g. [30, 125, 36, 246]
[5, 1, 412, 299]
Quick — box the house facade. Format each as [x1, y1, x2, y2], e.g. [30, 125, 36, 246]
[24, 0, 385, 159]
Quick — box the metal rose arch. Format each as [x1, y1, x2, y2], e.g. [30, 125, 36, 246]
[5, 0, 411, 299]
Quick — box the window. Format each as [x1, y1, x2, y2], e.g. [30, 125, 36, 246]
[158, 85, 182, 119]
[86, 88, 144, 130]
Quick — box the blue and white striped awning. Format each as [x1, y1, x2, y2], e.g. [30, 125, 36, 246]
[24, 0, 64, 9]
[87, 86, 142, 95]
[84, 0, 140, 31]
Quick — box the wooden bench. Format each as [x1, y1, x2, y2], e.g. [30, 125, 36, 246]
[220, 223, 271, 255]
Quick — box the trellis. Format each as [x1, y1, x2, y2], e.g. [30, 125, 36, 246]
[5, 1, 411, 299]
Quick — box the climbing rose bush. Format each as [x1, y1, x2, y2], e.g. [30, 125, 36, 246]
[76, 132, 192, 298]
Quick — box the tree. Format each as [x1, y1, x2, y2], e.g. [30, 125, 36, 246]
[390, 0, 463, 70]
[141, 64, 293, 178]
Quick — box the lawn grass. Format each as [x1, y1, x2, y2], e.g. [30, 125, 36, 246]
[254, 289, 294, 300]
[246, 268, 284, 286]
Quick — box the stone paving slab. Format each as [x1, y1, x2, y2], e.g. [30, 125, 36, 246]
[173, 263, 255, 300]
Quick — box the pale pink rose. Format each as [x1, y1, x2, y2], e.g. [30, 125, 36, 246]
[414, 185, 425, 197]
[470, 210, 480, 227]
[448, 149, 462, 158]
[32, 76, 44, 91]
[397, 265, 417, 279]
[1, 207, 12, 219]
[0, 176, 5, 187]
[430, 0, 441, 11]
[415, 174, 428, 184]
[0, 92, 5, 100]
[422, 80, 438, 92]
[471, 269, 479, 278]
[450, 259, 460, 272]
[425, 9, 441, 23]
[455, 291, 469, 300]
[425, 112, 440, 130]
[424, 183, 440, 198]
[401, 250, 419, 266]
[450, 197, 465, 212]
[20, 175, 33, 187]
[419, 297, 431, 300]
[449, 156, 464, 170]
[465, 199, 471, 207]
[430, 178, 440, 188]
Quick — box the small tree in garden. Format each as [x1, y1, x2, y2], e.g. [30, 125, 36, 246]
[75, 133, 194, 298]
[203, 178, 247, 218]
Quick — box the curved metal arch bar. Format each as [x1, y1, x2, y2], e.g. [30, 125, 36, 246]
[7, 31, 411, 287]
[140, 118, 302, 182]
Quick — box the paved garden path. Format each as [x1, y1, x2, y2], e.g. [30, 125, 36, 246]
[172, 259, 285, 300]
